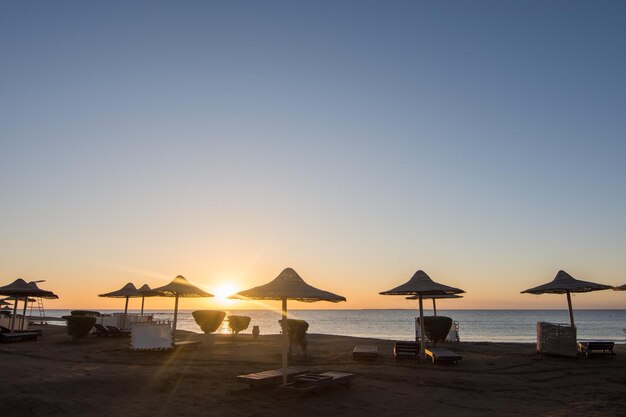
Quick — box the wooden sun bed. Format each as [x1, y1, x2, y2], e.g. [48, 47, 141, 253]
[0, 331, 39, 343]
[577, 341, 615, 358]
[237, 367, 309, 386]
[353, 345, 378, 360]
[394, 341, 420, 360]
[279, 372, 354, 393]
[278, 372, 354, 393]
[424, 347, 463, 364]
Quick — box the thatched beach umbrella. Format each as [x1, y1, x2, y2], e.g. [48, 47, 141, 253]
[380, 270, 465, 359]
[231, 267, 346, 383]
[406, 293, 463, 316]
[137, 284, 159, 316]
[0, 279, 57, 331]
[151, 275, 214, 334]
[98, 283, 138, 330]
[521, 270, 612, 327]
[613, 284, 626, 291]
[0, 298, 14, 306]
[24, 281, 59, 327]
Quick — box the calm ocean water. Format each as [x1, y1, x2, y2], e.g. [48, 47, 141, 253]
[43, 309, 626, 343]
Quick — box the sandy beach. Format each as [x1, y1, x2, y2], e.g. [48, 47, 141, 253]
[1, 325, 624, 417]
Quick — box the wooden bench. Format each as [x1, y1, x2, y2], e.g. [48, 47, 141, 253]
[353, 345, 378, 360]
[425, 347, 463, 364]
[394, 341, 420, 360]
[577, 341, 615, 358]
[237, 367, 309, 386]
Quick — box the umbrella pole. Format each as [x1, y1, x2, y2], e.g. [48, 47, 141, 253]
[281, 298, 288, 384]
[10, 298, 19, 332]
[141, 296, 145, 316]
[21, 296, 28, 330]
[122, 296, 129, 330]
[566, 290, 575, 327]
[172, 295, 179, 335]
[418, 294, 426, 360]
[433, 299, 437, 316]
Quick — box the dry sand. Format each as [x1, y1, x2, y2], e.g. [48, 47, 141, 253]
[1, 325, 625, 417]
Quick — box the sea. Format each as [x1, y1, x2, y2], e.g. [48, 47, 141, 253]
[42, 309, 626, 343]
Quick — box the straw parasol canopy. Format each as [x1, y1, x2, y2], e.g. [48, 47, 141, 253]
[521, 270, 612, 327]
[405, 293, 463, 316]
[613, 284, 626, 291]
[137, 284, 160, 316]
[151, 275, 214, 334]
[380, 270, 465, 359]
[98, 283, 139, 330]
[0, 298, 13, 307]
[0, 279, 57, 331]
[231, 267, 346, 383]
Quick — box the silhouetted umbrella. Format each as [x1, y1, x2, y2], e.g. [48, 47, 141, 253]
[380, 270, 465, 359]
[22, 282, 59, 328]
[0, 279, 57, 331]
[521, 270, 612, 327]
[137, 284, 159, 316]
[0, 298, 12, 307]
[231, 267, 346, 383]
[613, 284, 626, 291]
[98, 283, 138, 330]
[406, 293, 463, 316]
[151, 275, 213, 334]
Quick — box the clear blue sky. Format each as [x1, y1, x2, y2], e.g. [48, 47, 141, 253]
[1, 1, 625, 309]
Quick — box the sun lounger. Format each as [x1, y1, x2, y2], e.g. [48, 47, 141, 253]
[353, 345, 378, 360]
[0, 325, 41, 342]
[424, 347, 463, 364]
[278, 372, 354, 393]
[237, 367, 309, 387]
[577, 341, 615, 358]
[93, 324, 114, 337]
[394, 341, 420, 360]
[106, 325, 130, 336]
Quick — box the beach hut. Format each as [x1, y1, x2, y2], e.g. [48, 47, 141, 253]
[405, 293, 463, 316]
[151, 275, 213, 334]
[98, 283, 139, 330]
[380, 270, 465, 359]
[521, 270, 612, 327]
[0, 279, 57, 331]
[137, 284, 159, 316]
[231, 267, 346, 383]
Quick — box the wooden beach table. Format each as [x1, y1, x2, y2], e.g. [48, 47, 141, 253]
[424, 347, 463, 364]
[237, 367, 309, 387]
[278, 371, 354, 393]
[353, 345, 378, 360]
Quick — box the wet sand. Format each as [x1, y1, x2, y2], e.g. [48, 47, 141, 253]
[1, 325, 625, 417]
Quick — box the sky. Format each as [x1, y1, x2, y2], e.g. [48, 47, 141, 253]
[1, 1, 625, 311]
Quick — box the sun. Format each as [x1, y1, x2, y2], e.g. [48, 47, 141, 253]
[212, 283, 239, 303]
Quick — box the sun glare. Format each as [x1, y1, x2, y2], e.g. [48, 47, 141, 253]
[212, 283, 239, 303]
